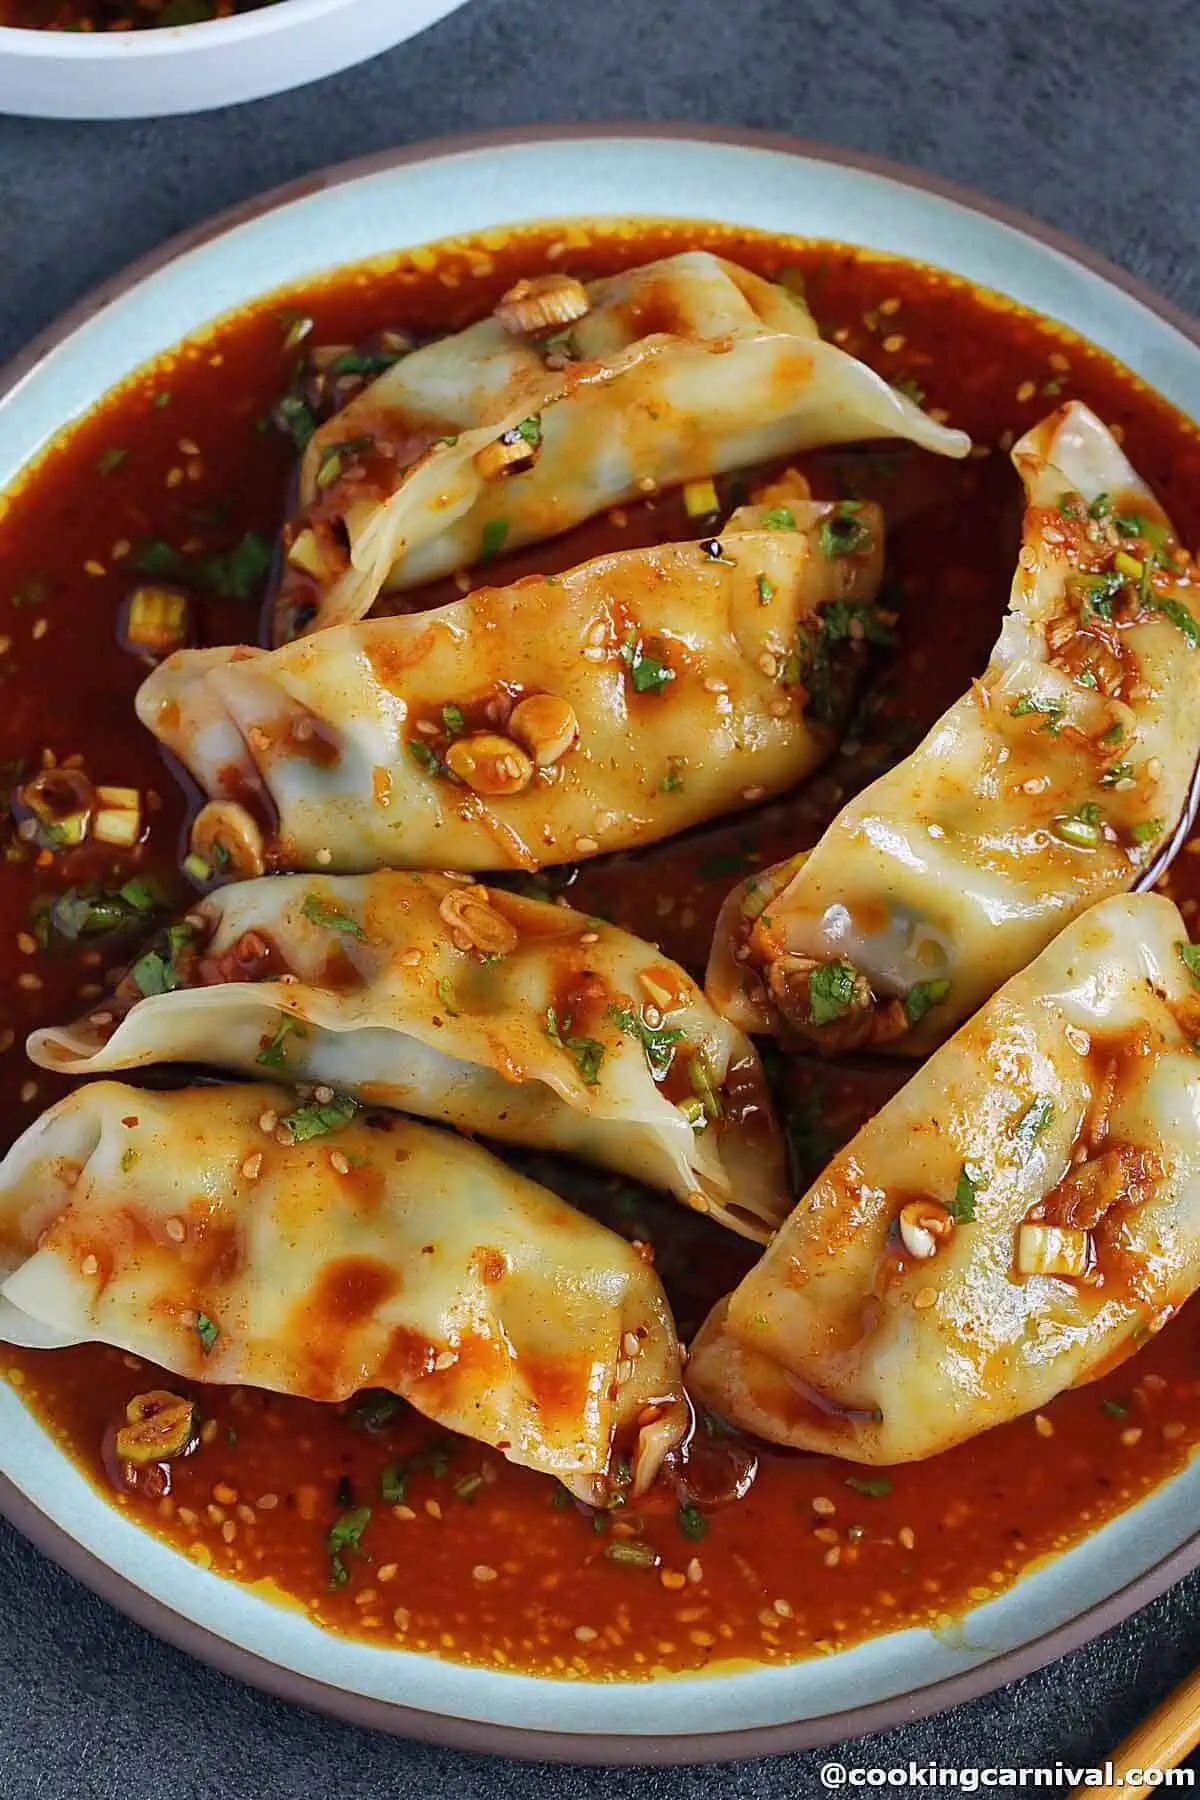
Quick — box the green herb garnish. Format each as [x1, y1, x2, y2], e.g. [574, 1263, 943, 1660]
[327, 1506, 372, 1587]
[607, 1003, 683, 1080]
[677, 1503, 709, 1541]
[807, 959, 863, 1026]
[545, 1006, 606, 1085]
[441, 703, 466, 736]
[302, 893, 367, 939]
[1154, 597, 1200, 649]
[757, 573, 776, 605]
[761, 506, 797, 531]
[904, 978, 951, 1026]
[844, 1475, 892, 1497]
[619, 631, 674, 696]
[276, 393, 317, 451]
[819, 501, 873, 560]
[95, 447, 128, 476]
[951, 1163, 984, 1223]
[479, 517, 510, 562]
[195, 1313, 219, 1355]
[256, 1017, 306, 1070]
[435, 975, 459, 1017]
[1012, 1097, 1055, 1155]
[1177, 942, 1200, 986]
[281, 1094, 358, 1142]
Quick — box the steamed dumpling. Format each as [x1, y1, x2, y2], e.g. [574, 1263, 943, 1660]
[28, 872, 788, 1242]
[0, 1082, 686, 1503]
[139, 509, 888, 875]
[277, 249, 969, 639]
[690, 893, 1200, 1463]
[708, 402, 1200, 1053]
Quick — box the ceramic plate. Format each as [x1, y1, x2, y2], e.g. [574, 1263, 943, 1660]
[1, 126, 1198, 1764]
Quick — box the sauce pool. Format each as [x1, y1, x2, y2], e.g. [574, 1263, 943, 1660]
[2, 217, 1200, 1680]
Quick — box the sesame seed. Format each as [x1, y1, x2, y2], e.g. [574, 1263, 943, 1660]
[913, 1286, 938, 1310]
[898, 1525, 916, 1550]
[377, 1563, 398, 1582]
[1163, 1422, 1186, 1442]
[811, 1495, 836, 1516]
[178, 437, 201, 457]
[580, 931, 599, 945]
[392, 1504, 416, 1522]
[81, 1254, 99, 1277]
[881, 333, 905, 353]
[769, 697, 792, 717]
[164, 1217, 186, 1244]
[581, 646, 606, 662]
[256, 1493, 280, 1510]
[742, 786, 766, 803]
[660, 1569, 686, 1590]
[686, 1558, 703, 1583]
[212, 1482, 238, 1505]
[167, 467, 184, 488]
[393, 1607, 411, 1631]
[1016, 380, 1037, 404]
[757, 652, 778, 677]
[575, 836, 599, 855]
[84, 559, 106, 578]
[1048, 350, 1070, 371]
[773, 1597, 793, 1618]
[258, 1110, 278, 1135]
[637, 475, 658, 494]
[425, 1498, 442, 1520]
[18, 973, 42, 992]
[31, 618, 48, 640]
[823, 1547, 841, 1568]
[241, 1153, 263, 1181]
[400, 948, 423, 965]
[879, 296, 902, 315]
[622, 1331, 641, 1358]
[19, 1079, 38, 1104]
[313, 1084, 334, 1104]
[433, 1349, 456, 1371]
[472, 1564, 498, 1583]
[1034, 1413, 1054, 1438]
[1120, 1426, 1143, 1447]
[689, 1629, 715, 1648]
[703, 676, 728, 694]
[315, 848, 333, 866]
[574, 1625, 598, 1642]
[687, 1190, 709, 1214]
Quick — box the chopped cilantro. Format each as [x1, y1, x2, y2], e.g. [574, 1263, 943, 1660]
[619, 630, 674, 695]
[195, 1313, 219, 1355]
[761, 506, 797, 531]
[677, 1503, 709, 1541]
[1130, 818, 1164, 844]
[327, 1506, 372, 1587]
[479, 518, 510, 562]
[256, 1016, 306, 1069]
[951, 1162, 984, 1223]
[818, 501, 873, 560]
[132, 539, 183, 579]
[844, 1475, 892, 1497]
[607, 1003, 683, 1080]
[194, 531, 274, 603]
[1009, 693, 1064, 731]
[1154, 597, 1200, 649]
[1088, 493, 1112, 520]
[545, 1006, 606, 1085]
[95, 447, 128, 477]
[441, 703, 466, 736]
[435, 975, 459, 1017]
[302, 893, 366, 939]
[1101, 1398, 1129, 1420]
[807, 959, 863, 1026]
[511, 415, 542, 447]
[1012, 1097, 1055, 1154]
[1177, 942, 1200, 986]
[328, 349, 407, 378]
[120, 1145, 138, 1173]
[407, 739, 444, 775]
[281, 1094, 358, 1141]
[1075, 569, 1124, 619]
[904, 978, 951, 1026]
[757, 574, 776, 605]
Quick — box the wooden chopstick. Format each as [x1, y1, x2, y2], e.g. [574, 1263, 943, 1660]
[1074, 1665, 1200, 1797]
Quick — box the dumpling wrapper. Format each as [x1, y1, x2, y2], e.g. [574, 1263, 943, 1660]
[138, 508, 887, 875]
[0, 1082, 686, 1502]
[28, 872, 788, 1242]
[278, 249, 969, 638]
[690, 892, 1200, 1464]
[708, 402, 1200, 1052]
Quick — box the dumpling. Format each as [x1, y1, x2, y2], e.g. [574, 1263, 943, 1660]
[276, 249, 969, 639]
[0, 1081, 686, 1502]
[28, 871, 787, 1242]
[708, 402, 1200, 1052]
[689, 893, 1200, 1464]
[138, 509, 889, 875]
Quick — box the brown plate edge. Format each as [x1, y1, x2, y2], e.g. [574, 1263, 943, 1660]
[1, 122, 1198, 1765]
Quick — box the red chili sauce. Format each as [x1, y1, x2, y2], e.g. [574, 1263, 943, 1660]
[2, 219, 1199, 1681]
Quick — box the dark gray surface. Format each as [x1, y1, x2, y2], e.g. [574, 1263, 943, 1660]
[1, 0, 1199, 1792]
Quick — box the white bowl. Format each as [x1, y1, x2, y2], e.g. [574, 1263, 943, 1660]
[1, 127, 1198, 1762]
[0, 0, 470, 119]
